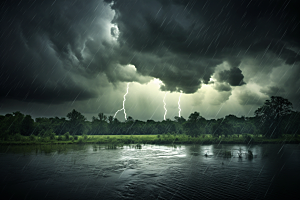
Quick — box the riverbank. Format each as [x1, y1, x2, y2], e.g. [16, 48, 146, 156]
[0, 134, 299, 145]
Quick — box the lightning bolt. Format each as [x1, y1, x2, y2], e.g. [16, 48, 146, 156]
[113, 83, 130, 120]
[163, 92, 167, 120]
[178, 90, 182, 117]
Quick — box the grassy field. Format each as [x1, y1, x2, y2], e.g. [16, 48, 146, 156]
[0, 134, 299, 145]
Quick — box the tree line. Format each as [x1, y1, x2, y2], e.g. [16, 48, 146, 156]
[0, 96, 299, 140]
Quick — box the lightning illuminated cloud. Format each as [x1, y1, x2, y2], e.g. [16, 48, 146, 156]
[113, 83, 130, 120]
[163, 92, 167, 120]
[178, 90, 182, 117]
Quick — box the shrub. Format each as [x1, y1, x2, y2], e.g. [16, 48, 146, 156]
[64, 132, 70, 140]
[29, 134, 36, 141]
[49, 132, 56, 140]
[83, 134, 88, 140]
[0, 130, 9, 141]
[44, 129, 53, 138]
[39, 137, 45, 142]
[223, 150, 232, 158]
[248, 150, 253, 159]
[57, 135, 63, 141]
[78, 138, 83, 144]
[73, 135, 78, 140]
[69, 136, 73, 141]
[14, 133, 22, 141]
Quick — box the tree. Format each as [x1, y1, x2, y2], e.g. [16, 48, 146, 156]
[174, 116, 186, 124]
[254, 96, 293, 138]
[20, 115, 34, 136]
[184, 112, 205, 137]
[108, 116, 113, 124]
[89, 113, 109, 135]
[98, 113, 107, 121]
[126, 116, 134, 122]
[212, 122, 222, 138]
[188, 112, 201, 122]
[66, 109, 86, 135]
[211, 119, 230, 138]
[10, 111, 24, 134]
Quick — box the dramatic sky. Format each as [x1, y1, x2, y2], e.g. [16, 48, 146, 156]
[1, 0, 300, 121]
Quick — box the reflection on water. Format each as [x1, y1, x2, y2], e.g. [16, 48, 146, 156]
[0, 144, 299, 200]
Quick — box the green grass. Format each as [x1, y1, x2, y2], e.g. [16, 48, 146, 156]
[0, 134, 299, 145]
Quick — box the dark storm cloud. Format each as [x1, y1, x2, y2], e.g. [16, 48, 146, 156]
[216, 67, 245, 86]
[0, 0, 109, 103]
[104, 0, 300, 93]
[1, 0, 300, 106]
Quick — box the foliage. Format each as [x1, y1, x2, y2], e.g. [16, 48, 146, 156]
[57, 135, 63, 141]
[255, 96, 293, 138]
[49, 132, 56, 140]
[0, 96, 299, 143]
[223, 150, 232, 158]
[29, 134, 36, 141]
[66, 109, 86, 135]
[78, 138, 84, 144]
[64, 132, 70, 140]
[248, 150, 253, 159]
[183, 112, 205, 137]
[1, 134, 300, 145]
[44, 129, 53, 138]
[83, 134, 88, 140]
[20, 115, 34, 136]
[14, 133, 23, 141]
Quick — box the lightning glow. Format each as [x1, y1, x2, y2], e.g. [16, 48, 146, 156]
[113, 83, 130, 120]
[178, 90, 182, 117]
[163, 92, 167, 120]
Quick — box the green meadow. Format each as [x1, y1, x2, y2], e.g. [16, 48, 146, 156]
[1, 134, 299, 146]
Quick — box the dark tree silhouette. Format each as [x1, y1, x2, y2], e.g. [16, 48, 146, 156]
[184, 112, 205, 137]
[1, 96, 299, 140]
[174, 116, 186, 124]
[66, 109, 86, 135]
[126, 116, 134, 122]
[20, 115, 34, 136]
[108, 116, 113, 124]
[98, 113, 107, 121]
[255, 96, 293, 138]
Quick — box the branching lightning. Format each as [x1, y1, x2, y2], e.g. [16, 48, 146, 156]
[113, 83, 130, 120]
[163, 92, 167, 120]
[178, 90, 182, 117]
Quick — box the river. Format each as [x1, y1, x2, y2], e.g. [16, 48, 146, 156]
[0, 144, 299, 199]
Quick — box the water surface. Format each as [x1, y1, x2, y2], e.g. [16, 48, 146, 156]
[0, 144, 299, 199]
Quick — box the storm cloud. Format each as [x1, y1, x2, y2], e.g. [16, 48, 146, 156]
[216, 67, 245, 86]
[1, 0, 300, 120]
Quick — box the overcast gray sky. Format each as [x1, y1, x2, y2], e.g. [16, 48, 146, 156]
[1, 0, 299, 121]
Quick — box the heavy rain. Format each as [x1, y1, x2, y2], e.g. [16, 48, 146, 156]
[1, 0, 300, 199]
